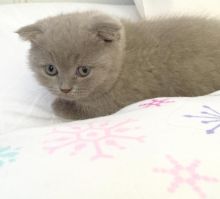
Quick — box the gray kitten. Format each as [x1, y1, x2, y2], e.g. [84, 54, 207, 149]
[17, 11, 220, 119]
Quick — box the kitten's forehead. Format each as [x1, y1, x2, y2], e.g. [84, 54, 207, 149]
[40, 15, 88, 47]
[38, 12, 102, 60]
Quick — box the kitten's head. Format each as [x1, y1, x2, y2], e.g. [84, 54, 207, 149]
[17, 11, 125, 101]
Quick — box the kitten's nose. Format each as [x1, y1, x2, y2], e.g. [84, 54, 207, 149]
[60, 88, 72, 93]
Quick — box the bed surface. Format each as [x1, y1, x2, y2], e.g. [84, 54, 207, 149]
[0, 3, 220, 199]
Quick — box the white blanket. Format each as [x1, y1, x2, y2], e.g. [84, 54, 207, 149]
[1, 94, 220, 199]
[0, 3, 220, 199]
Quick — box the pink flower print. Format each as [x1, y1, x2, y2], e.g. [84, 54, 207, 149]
[44, 119, 144, 160]
[139, 98, 174, 109]
[153, 155, 219, 198]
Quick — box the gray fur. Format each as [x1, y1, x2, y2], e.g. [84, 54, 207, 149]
[17, 11, 220, 119]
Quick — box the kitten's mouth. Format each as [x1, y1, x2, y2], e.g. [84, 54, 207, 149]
[59, 92, 79, 101]
[58, 91, 88, 101]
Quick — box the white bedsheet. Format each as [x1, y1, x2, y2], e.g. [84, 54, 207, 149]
[0, 3, 220, 199]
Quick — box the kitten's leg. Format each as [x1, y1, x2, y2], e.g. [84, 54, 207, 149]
[52, 98, 95, 120]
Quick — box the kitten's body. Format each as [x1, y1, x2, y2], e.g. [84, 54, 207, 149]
[17, 12, 220, 119]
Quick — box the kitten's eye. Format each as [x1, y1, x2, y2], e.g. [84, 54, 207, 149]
[45, 64, 58, 76]
[76, 66, 91, 77]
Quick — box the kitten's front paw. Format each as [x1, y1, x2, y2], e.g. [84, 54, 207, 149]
[52, 98, 84, 120]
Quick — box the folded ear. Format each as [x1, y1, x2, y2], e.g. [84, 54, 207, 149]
[16, 24, 43, 42]
[89, 15, 122, 42]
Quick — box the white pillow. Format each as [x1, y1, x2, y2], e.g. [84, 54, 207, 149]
[134, 0, 220, 18]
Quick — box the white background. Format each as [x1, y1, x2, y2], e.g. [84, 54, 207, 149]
[0, 0, 134, 4]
